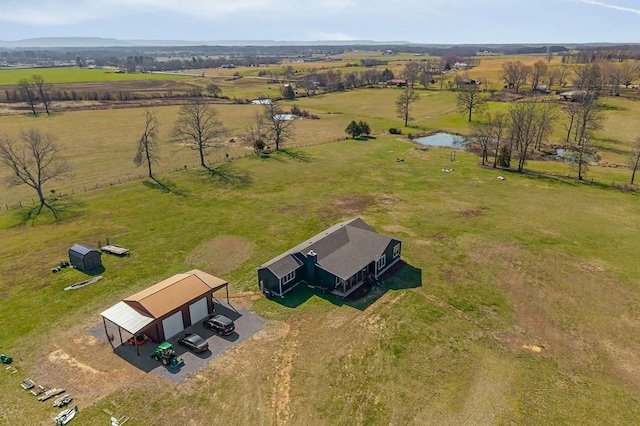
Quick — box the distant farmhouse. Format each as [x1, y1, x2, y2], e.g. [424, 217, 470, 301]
[257, 218, 402, 298]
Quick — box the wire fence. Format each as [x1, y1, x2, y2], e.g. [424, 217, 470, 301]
[1, 136, 349, 212]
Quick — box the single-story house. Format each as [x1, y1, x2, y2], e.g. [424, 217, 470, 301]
[68, 243, 102, 271]
[273, 114, 295, 121]
[100, 269, 229, 355]
[257, 218, 402, 298]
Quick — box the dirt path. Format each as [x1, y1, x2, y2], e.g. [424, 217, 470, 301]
[271, 322, 299, 426]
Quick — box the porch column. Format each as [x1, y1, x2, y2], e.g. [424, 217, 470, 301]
[103, 317, 114, 350]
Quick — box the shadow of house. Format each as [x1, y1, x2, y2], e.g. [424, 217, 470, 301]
[257, 218, 409, 309]
[270, 260, 422, 311]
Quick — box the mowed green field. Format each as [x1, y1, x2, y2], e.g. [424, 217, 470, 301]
[2, 135, 640, 424]
[0, 67, 188, 85]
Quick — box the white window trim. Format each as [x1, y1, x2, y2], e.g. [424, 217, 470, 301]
[377, 254, 386, 270]
[280, 270, 295, 285]
[335, 276, 343, 286]
[393, 244, 400, 258]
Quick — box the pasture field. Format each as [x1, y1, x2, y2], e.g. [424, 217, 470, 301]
[2, 135, 640, 424]
[2, 83, 640, 207]
[2, 53, 640, 424]
[0, 67, 188, 85]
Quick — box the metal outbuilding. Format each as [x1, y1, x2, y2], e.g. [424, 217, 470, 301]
[100, 269, 229, 355]
[68, 244, 102, 271]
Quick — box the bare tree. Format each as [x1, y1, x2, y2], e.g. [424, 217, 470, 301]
[490, 112, 508, 168]
[469, 115, 493, 165]
[501, 61, 530, 93]
[0, 129, 70, 218]
[134, 111, 160, 179]
[396, 88, 420, 127]
[263, 102, 295, 151]
[620, 61, 639, 87]
[562, 103, 581, 144]
[530, 60, 548, 91]
[533, 102, 558, 151]
[573, 63, 601, 91]
[509, 100, 555, 172]
[457, 84, 486, 122]
[403, 61, 422, 89]
[31, 75, 52, 115]
[556, 66, 570, 87]
[630, 136, 640, 185]
[18, 79, 38, 116]
[171, 100, 227, 170]
[573, 95, 604, 180]
[607, 65, 623, 96]
[241, 112, 267, 153]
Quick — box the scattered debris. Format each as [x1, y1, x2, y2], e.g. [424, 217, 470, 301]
[497, 175, 505, 180]
[53, 394, 73, 408]
[54, 405, 77, 425]
[111, 415, 130, 426]
[31, 384, 48, 396]
[5, 365, 18, 374]
[38, 387, 66, 401]
[64, 276, 103, 291]
[52, 260, 72, 273]
[21, 378, 35, 389]
[441, 168, 454, 173]
[396, 158, 405, 162]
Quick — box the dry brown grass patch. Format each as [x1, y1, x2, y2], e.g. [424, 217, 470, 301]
[185, 235, 254, 275]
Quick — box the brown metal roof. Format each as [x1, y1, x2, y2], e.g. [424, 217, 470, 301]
[122, 270, 228, 319]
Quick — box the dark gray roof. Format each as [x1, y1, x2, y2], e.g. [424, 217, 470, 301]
[69, 243, 99, 256]
[259, 218, 399, 280]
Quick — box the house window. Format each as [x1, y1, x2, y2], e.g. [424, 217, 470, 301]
[280, 270, 295, 285]
[335, 276, 343, 286]
[377, 254, 386, 270]
[393, 244, 401, 258]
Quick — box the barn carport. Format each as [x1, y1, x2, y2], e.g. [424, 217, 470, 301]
[100, 269, 229, 356]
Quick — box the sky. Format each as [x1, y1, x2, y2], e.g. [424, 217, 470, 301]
[0, 0, 639, 44]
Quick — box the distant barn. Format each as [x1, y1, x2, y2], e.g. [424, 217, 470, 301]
[68, 244, 102, 271]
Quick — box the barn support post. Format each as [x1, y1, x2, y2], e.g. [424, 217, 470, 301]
[118, 327, 123, 345]
[135, 335, 139, 357]
[155, 323, 160, 343]
[103, 317, 114, 350]
[226, 284, 229, 304]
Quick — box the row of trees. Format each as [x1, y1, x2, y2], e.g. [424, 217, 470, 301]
[501, 60, 640, 94]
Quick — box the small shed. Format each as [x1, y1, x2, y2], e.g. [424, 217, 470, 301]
[69, 244, 102, 271]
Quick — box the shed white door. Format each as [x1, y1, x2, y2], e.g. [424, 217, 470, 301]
[189, 297, 209, 323]
[162, 311, 184, 339]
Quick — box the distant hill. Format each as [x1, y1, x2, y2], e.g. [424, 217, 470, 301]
[0, 37, 412, 49]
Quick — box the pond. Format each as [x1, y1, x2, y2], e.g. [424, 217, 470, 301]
[556, 149, 597, 163]
[414, 132, 465, 148]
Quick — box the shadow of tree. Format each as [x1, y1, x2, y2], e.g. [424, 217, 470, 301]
[277, 149, 313, 163]
[142, 177, 189, 196]
[195, 163, 253, 188]
[11, 197, 85, 226]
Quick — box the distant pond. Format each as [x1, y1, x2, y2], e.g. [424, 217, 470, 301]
[414, 132, 466, 148]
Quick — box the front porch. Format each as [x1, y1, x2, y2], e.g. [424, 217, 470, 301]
[331, 266, 374, 298]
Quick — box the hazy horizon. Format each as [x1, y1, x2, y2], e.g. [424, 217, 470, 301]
[0, 0, 639, 45]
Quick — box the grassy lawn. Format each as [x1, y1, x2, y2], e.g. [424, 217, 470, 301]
[2, 133, 640, 424]
[0, 67, 188, 85]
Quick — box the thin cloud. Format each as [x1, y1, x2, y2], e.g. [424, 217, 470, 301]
[579, 0, 640, 15]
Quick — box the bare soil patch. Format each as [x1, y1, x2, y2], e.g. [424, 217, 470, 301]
[186, 235, 255, 276]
